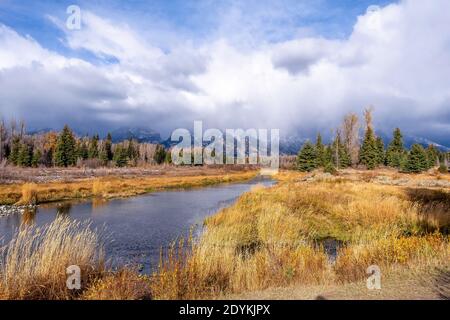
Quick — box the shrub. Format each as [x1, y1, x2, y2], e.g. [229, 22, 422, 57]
[324, 162, 337, 175]
[438, 163, 448, 174]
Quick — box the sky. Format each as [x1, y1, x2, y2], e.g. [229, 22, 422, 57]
[0, 0, 449, 144]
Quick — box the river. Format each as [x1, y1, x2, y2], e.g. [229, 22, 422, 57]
[0, 176, 274, 273]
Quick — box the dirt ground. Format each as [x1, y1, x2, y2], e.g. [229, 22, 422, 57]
[227, 268, 449, 300]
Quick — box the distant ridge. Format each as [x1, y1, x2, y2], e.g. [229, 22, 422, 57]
[109, 127, 161, 143]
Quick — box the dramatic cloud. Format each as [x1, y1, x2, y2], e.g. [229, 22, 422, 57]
[0, 0, 449, 143]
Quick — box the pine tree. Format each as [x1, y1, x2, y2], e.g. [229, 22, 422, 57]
[127, 138, 137, 160]
[332, 132, 350, 169]
[31, 149, 42, 167]
[105, 133, 113, 161]
[375, 137, 385, 165]
[77, 141, 89, 160]
[359, 127, 378, 170]
[405, 144, 428, 173]
[154, 144, 166, 164]
[9, 136, 21, 165]
[54, 125, 77, 167]
[99, 144, 109, 166]
[339, 144, 351, 168]
[315, 133, 326, 167]
[165, 149, 172, 164]
[324, 145, 333, 166]
[386, 128, 405, 168]
[17, 143, 32, 167]
[324, 162, 337, 175]
[113, 145, 128, 167]
[297, 141, 317, 172]
[426, 145, 439, 169]
[88, 135, 99, 159]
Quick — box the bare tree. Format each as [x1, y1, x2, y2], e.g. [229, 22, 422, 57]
[364, 106, 374, 131]
[341, 112, 360, 166]
[10, 118, 17, 137]
[19, 119, 26, 138]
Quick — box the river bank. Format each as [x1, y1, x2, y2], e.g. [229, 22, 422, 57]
[0, 167, 259, 206]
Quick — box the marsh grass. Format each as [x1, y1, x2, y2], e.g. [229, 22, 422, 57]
[92, 179, 112, 198]
[17, 183, 38, 205]
[334, 234, 449, 283]
[151, 236, 330, 300]
[1, 170, 448, 300]
[82, 269, 152, 300]
[0, 218, 106, 300]
[151, 171, 449, 299]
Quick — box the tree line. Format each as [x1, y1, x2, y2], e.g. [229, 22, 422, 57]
[0, 120, 170, 168]
[297, 108, 449, 174]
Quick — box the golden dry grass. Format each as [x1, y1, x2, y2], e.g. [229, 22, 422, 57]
[16, 183, 38, 205]
[82, 269, 152, 300]
[151, 171, 449, 300]
[1, 170, 448, 300]
[0, 218, 105, 300]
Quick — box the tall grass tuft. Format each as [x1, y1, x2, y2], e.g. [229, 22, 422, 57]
[92, 179, 111, 198]
[17, 183, 38, 205]
[0, 217, 105, 300]
[334, 234, 449, 283]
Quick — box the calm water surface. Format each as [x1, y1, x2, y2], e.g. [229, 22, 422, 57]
[0, 176, 274, 273]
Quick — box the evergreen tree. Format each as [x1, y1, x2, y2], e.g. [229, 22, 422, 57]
[105, 133, 113, 161]
[154, 144, 167, 164]
[339, 144, 351, 168]
[332, 132, 350, 169]
[17, 143, 32, 167]
[405, 144, 428, 173]
[77, 141, 89, 160]
[375, 137, 385, 165]
[315, 133, 326, 167]
[9, 136, 21, 165]
[127, 138, 137, 160]
[324, 145, 333, 166]
[386, 128, 405, 168]
[324, 162, 337, 175]
[359, 127, 378, 170]
[31, 149, 42, 167]
[113, 145, 128, 167]
[165, 149, 172, 164]
[99, 145, 109, 166]
[297, 141, 318, 172]
[54, 125, 77, 167]
[88, 135, 99, 159]
[426, 145, 439, 169]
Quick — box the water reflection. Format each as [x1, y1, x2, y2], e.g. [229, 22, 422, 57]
[92, 198, 109, 213]
[56, 203, 72, 217]
[21, 207, 37, 227]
